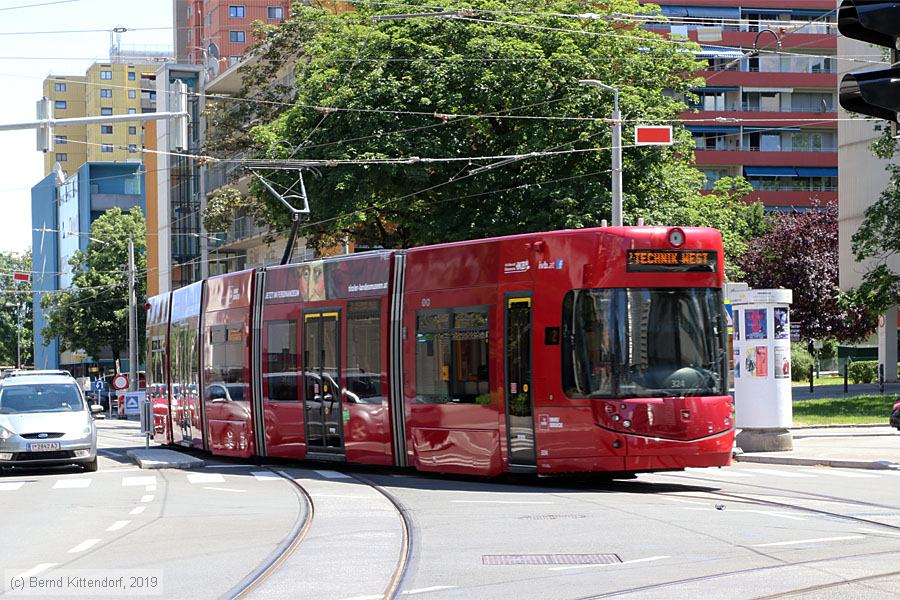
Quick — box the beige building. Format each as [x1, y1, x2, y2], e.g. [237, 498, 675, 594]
[837, 35, 899, 381]
[41, 61, 162, 176]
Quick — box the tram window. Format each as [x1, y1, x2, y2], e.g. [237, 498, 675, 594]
[265, 320, 298, 402]
[415, 308, 489, 404]
[346, 301, 382, 403]
[208, 325, 246, 399]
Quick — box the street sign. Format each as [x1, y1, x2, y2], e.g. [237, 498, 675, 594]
[13, 272, 30, 282]
[93, 379, 106, 392]
[790, 323, 801, 342]
[634, 126, 673, 146]
[112, 373, 129, 390]
[124, 391, 145, 417]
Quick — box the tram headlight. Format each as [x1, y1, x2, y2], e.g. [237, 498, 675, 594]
[622, 420, 631, 428]
[668, 228, 685, 248]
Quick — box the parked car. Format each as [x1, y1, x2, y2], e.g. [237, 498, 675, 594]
[0, 373, 102, 472]
[891, 398, 900, 431]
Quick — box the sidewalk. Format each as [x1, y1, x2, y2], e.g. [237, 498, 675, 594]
[735, 425, 900, 470]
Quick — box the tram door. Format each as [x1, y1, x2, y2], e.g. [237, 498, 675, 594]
[303, 311, 344, 453]
[505, 295, 536, 467]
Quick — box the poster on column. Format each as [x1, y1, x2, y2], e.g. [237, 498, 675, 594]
[773, 307, 789, 340]
[774, 346, 790, 379]
[745, 309, 767, 340]
[754, 346, 768, 377]
[734, 348, 740, 379]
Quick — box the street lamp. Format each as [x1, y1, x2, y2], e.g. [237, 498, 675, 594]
[578, 79, 623, 227]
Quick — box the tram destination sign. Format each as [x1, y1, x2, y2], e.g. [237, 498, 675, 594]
[626, 249, 717, 272]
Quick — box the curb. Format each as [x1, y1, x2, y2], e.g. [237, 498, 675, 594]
[734, 453, 900, 471]
[126, 449, 205, 470]
[789, 423, 892, 430]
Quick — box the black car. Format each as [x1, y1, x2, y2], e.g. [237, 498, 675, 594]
[891, 398, 900, 431]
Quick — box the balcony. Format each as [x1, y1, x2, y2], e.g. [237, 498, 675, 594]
[682, 109, 837, 128]
[699, 70, 835, 88]
[744, 190, 837, 207]
[212, 214, 271, 251]
[695, 148, 837, 167]
[205, 151, 249, 192]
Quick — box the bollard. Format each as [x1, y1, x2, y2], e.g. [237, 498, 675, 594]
[844, 363, 849, 394]
[880, 363, 885, 394]
[809, 362, 814, 393]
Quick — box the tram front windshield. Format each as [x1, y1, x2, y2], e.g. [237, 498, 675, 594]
[563, 288, 727, 398]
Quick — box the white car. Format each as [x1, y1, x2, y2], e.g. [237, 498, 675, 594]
[0, 374, 101, 472]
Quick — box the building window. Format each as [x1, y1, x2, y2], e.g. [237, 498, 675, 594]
[128, 108, 136, 114]
[229, 5, 244, 17]
[54, 82, 66, 92]
[128, 144, 138, 153]
[128, 89, 136, 99]
[229, 30, 246, 43]
[100, 89, 112, 98]
[128, 72, 135, 81]
[101, 144, 113, 153]
[101, 125, 113, 134]
[54, 135, 67, 145]
[54, 100, 67, 110]
[128, 126, 137, 135]
[100, 107, 113, 115]
[55, 153, 68, 162]
[415, 308, 490, 404]
[100, 70, 112, 80]
[267, 6, 283, 19]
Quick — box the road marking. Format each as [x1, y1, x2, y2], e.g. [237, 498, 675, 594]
[403, 586, 457, 595]
[68, 539, 101, 553]
[660, 497, 706, 506]
[15, 563, 57, 579]
[314, 470, 352, 479]
[129, 506, 146, 515]
[251, 471, 281, 481]
[106, 520, 131, 532]
[140, 494, 154, 503]
[754, 535, 865, 548]
[745, 468, 817, 478]
[549, 555, 670, 571]
[122, 476, 157, 487]
[682, 508, 806, 521]
[687, 468, 754, 478]
[204, 486, 247, 493]
[53, 478, 92, 489]
[809, 469, 879, 478]
[857, 528, 900, 537]
[450, 500, 555, 505]
[146, 485, 157, 492]
[0, 482, 25, 491]
[188, 472, 225, 484]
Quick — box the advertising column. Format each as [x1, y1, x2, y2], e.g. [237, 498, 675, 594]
[731, 288, 793, 452]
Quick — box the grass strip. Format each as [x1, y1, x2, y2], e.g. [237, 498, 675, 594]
[792, 394, 896, 426]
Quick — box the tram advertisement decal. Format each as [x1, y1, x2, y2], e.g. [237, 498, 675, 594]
[265, 255, 391, 303]
[625, 249, 717, 272]
[744, 309, 767, 340]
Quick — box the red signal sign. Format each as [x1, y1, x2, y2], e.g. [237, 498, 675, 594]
[13, 272, 30, 282]
[634, 126, 674, 146]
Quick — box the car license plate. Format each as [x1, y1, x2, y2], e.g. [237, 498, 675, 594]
[28, 442, 60, 451]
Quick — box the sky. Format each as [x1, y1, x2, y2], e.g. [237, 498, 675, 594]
[0, 0, 173, 255]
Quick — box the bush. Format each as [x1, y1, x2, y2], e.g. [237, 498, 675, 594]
[791, 343, 813, 382]
[848, 360, 879, 384]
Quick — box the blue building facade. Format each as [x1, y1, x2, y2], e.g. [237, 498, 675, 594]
[32, 163, 145, 374]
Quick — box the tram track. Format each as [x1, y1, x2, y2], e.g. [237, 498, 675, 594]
[227, 468, 315, 600]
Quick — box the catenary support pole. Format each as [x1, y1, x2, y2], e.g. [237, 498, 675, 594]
[128, 239, 137, 393]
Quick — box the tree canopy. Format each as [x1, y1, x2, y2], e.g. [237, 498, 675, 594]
[737, 202, 875, 343]
[204, 0, 761, 271]
[40, 208, 146, 362]
[0, 251, 33, 367]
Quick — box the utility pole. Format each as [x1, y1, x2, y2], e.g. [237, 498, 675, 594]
[578, 80, 622, 226]
[128, 239, 137, 392]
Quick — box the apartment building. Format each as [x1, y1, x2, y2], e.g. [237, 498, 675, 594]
[647, 1, 838, 210]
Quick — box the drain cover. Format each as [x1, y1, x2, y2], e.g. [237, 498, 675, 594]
[483, 554, 621, 566]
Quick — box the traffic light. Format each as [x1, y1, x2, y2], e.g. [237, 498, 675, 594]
[35, 97, 52, 153]
[838, 0, 900, 125]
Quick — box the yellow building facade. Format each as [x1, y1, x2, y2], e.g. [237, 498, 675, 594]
[42, 63, 158, 176]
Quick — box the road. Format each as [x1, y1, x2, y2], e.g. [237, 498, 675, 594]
[1, 420, 898, 599]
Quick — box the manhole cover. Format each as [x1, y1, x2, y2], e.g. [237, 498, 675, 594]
[483, 554, 621, 566]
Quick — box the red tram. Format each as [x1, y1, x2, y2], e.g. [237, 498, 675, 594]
[145, 226, 734, 476]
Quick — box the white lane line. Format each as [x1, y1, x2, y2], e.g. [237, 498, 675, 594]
[660, 497, 706, 506]
[122, 476, 157, 487]
[450, 500, 555, 505]
[140, 494, 154, 503]
[808, 469, 879, 479]
[682, 508, 806, 521]
[687, 468, 754, 478]
[745, 468, 818, 478]
[106, 520, 131, 532]
[403, 586, 457, 595]
[187, 472, 225, 484]
[68, 539, 101, 553]
[129, 506, 146, 515]
[204, 486, 247, 493]
[15, 563, 57, 579]
[251, 471, 281, 481]
[857, 528, 900, 537]
[314, 470, 352, 479]
[0, 482, 25, 491]
[550, 555, 671, 571]
[53, 479, 92, 489]
[337, 595, 380, 600]
[754, 535, 865, 548]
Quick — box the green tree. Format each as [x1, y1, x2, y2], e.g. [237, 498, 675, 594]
[40, 208, 146, 363]
[0, 250, 33, 367]
[205, 0, 748, 251]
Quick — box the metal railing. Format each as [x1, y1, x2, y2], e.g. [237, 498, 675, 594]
[696, 145, 837, 152]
